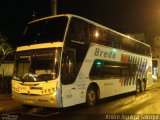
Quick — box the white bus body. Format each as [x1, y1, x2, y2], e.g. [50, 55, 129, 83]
[12, 14, 152, 108]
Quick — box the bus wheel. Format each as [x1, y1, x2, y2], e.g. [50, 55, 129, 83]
[86, 86, 98, 107]
[141, 78, 146, 92]
[136, 79, 141, 93]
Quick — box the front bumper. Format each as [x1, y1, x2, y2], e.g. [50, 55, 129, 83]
[12, 91, 62, 108]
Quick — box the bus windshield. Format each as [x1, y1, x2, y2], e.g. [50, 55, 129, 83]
[13, 48, 61, 82]
[23, 16, 68, 45]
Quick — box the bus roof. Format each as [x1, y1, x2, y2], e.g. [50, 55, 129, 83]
[28, 14, 150, 48]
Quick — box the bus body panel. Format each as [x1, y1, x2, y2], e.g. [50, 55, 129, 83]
[62, 44, 152, 107]
[12, 74, 63, 107]
[12, 14, 153, 108]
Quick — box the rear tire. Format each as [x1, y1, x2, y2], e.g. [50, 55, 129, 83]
[141, 78, 146, 92]
[86, 86, 98, 107]
[136, 79, 142, 93]
[136, 79, 146, 93]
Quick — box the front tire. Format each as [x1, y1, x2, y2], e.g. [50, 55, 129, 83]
[86, 86, 98, 107]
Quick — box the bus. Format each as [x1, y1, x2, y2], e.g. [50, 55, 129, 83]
[12, 14, 152, 108]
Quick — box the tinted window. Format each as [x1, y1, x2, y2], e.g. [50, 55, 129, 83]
[67, 17, 151, 57]
[61, 50, 75, 85]
[90, 25, 106, 45]
[66, 17, 90, 43]
[23, 16, 68, 45]
[89, 60, 137, 79]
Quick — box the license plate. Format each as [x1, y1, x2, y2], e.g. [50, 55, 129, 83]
[24, 99, 34, 104]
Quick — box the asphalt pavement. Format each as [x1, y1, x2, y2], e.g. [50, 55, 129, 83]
[0, 94, 21, 113]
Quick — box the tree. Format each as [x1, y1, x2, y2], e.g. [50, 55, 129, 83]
[0, 33, 15, 93]
[0, 33, 15, 66]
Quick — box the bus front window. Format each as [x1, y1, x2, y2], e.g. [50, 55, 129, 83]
[13, 48, 61, 82]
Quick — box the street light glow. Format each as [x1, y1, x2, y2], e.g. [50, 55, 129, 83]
[95, 31, 99, 38]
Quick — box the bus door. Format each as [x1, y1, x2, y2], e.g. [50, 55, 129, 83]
[61, 49, 77, 107]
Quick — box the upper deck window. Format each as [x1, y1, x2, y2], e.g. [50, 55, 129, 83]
[23, 16, 68, 45]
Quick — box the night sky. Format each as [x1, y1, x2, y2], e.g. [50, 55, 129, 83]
[0, 0, 160, 47]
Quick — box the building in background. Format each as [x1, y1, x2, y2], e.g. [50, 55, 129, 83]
[151, 36, 160, 78]
[0, 62, 14, 76]
[0, 55, 14, 77]
[152, 58, 160, 78]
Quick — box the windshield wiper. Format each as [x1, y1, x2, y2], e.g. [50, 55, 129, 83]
[13, 75, 22, 80]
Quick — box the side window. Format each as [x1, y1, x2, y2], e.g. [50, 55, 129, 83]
[145, 46, 151, 56]
[114, 34, 122, 49]
[67, 19, 81, 41]
[61, 50, 75, 85]
[89, 24, 97, 43]
[66, 17, 90, 43]
[90, 25, 106, 45]
[105, 30, 112, 46]
[89, 60, 137, 80]
[122, 37, 130, 51]
[129, 41, 134, 53]
[108, 30, 117, 48]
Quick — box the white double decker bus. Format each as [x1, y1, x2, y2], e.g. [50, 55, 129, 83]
[12, 14, 152, 108]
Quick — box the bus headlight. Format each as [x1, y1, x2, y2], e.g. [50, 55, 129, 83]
[52, 88, 55, 91]
[48, 89, 51, 93]
[44, 90, 47, 93]
[50, 92, 57, 103]
[50, 97, 55, 103]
